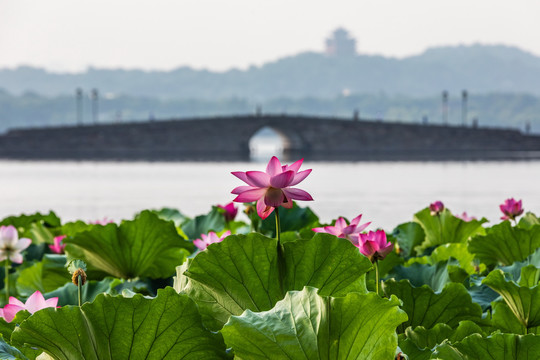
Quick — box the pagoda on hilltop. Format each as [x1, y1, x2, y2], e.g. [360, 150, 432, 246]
[325, 28, 357, 57]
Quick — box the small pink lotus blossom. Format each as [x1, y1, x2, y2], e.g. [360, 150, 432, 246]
[49, 235, 66, 254]
[312, 214, 371, 246]
[358, 230, 394, 262]
[231, 156, 313, 219]
[429, 201, 445, 216]
[500, 198, 524, 221]
[1, 291, 58, 322]
[0, 225, 31, 264]
[456, 212, 477, 222]
[218, 202, 238, 222]
[193, 231, 231, 251]
[89, 217, 114, 225]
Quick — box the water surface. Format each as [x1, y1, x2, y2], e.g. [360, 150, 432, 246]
[2, 160, 538, 230]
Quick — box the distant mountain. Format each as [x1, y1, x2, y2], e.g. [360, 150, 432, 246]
[1, 44, 540, 99]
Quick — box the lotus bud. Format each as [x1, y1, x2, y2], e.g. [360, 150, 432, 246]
[72, 268, 87, 286]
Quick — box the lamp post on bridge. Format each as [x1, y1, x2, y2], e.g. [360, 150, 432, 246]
[91, 89, 99, 125]
[442, 90, 449, 125]
[461, 90, 468, 126]
[75, 88, 83, 126]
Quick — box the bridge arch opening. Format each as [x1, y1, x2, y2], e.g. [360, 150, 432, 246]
[249, 126, 291, 162]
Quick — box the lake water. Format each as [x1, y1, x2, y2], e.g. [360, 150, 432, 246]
[2, 160, 539, 231]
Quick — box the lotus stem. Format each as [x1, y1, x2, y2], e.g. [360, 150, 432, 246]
[375, 259, 380, 296]
[4, 259, 9, 302]
[78, 275, 82, 307]
[275, 207, 281, 244]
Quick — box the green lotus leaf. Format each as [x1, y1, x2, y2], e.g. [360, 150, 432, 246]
[16, 255, 69, 297]
[491, 301, 535, 335]
[518, 212, 540, 230]
[518, 265, 540, 287]
[150, 207, 188, 227]
[61, 220, 94, 236]
[468, 222, 540, 266]
[389, 262, 454, 292]
[392, 221, 426, 258]
[0, 311, 30, 346]
[181, 206, 225, 240]
[181, 233, 372, 330]
[399, 321, 484, 360]
[467, 274, 500, 312]
[483, 269, 540, 330]
[281, 233, 372, 296]
[221, 286, 407, 360]
[0, 338, 28, 360]
[63, 210, 191, 279]
[430, 243, 485, 275]
[431, 333, 540, 360]
[0, 211, 61, 229]
[261, 204, 319, 236]
[44, 278, 121, 306]
[383, 280, 483, 333]
[414, 208, 486, 254]
[12, 287, 227, 360]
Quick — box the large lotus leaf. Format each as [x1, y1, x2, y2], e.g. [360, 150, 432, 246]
[16, 255, 69, 297]
[392, 221, 426, 258]
[45, 278, 121, 306]
[221, 286, 407, 360]
[63, 210, 191, 279]
[181, 207, 225, 240]
[61, 221, 94, 236]
[467, 274, 500, 312]
[414, 208, 486, 254]
[261, 204, 319, 236]
[376, 250, 404, 278]
[0, 338, 28, 360]
[383, 280, 483, 333]
[483, 269, 540, 329]
[389, 262, 454, 292]
[150, 207, 188, 228]
[431, 333, 540, 360]
[519, 265, 540, 287]
[12, 287, 227, 360]
[490, 301, 540, 335]
[0, 211, 61, 229]
[430, 243, 485, 275]
[0, 312, 30, 345]
[181, 233, 372, 330]
[468, 222, 540, 266]
[181, 233, 282, 330]
[399, 321, 484, 360]
[518, 212, 540, 230]
[281, 233, 372, 296]
[496, 247, 540, 283]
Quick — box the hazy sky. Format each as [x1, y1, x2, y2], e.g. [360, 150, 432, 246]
[1, 0, 539, 72]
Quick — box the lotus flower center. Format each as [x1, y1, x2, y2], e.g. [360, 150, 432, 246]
[266, 187, 285, 207]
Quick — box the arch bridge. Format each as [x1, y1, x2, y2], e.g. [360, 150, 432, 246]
[1, 114, 539, 161]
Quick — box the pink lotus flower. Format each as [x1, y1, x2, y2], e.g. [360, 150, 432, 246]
[358, 230, 394, 262]
[193, 231, 231, 250]
[49, 235, 66, 254]
[0, 225, 31, 264]
[429, 201, 445, 216]
[89, 217, 114, 225]
[218, 202, 238, 222]
[500, 198, 524, 221]
[1, 291, 58, 322]
[456, 212, 477, 222]
[231, 156, 313, 219]
[312, 214, 371, 246]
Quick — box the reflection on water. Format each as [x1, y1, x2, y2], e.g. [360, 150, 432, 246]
[2, 160, 539, 230]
